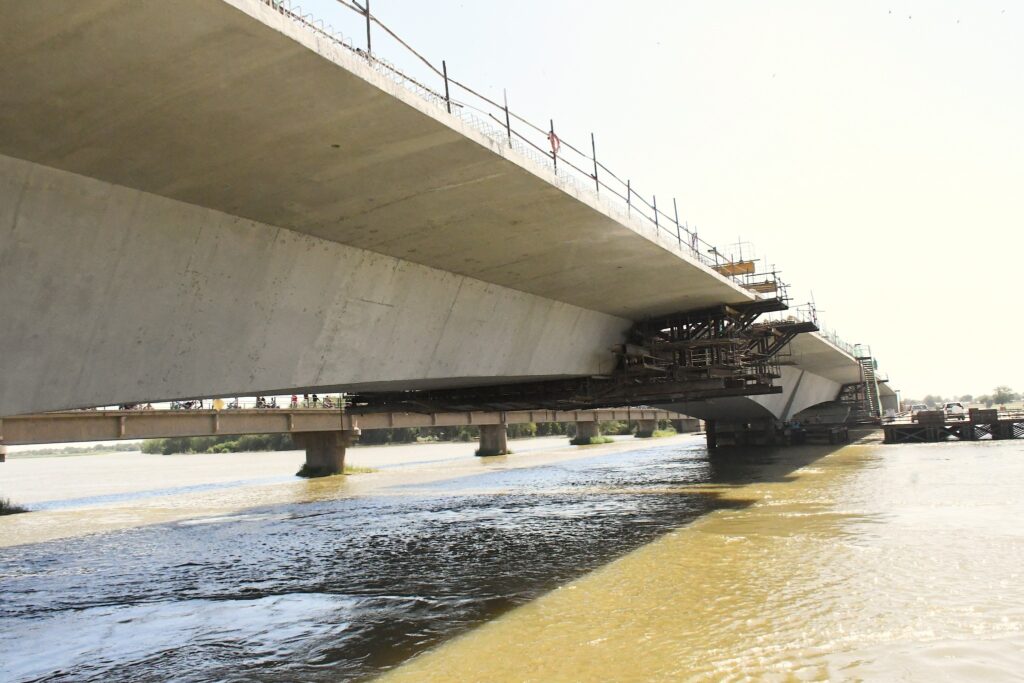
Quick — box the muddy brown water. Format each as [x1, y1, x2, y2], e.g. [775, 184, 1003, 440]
[2, 435, 1022, 681]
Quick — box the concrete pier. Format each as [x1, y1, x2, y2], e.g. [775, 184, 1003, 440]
[294, 430, 358, 477]
[672, 418, 700, 433]
[635, 419, 658, 438]
[476, 424, 509, 457]
[571, 421, 602, 445]
[706, 418, 779, 447]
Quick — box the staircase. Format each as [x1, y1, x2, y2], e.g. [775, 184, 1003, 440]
[858, 356, 881, 420]
[835, 345, 883, 424]
[854, 344, 882, 422]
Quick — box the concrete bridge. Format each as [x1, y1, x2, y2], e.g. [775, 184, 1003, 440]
[0, 0, 894, 450]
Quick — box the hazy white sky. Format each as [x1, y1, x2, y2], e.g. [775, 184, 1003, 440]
[304, 0, 1022, 399]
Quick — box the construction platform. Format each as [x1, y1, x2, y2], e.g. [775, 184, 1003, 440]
[883, 409, 1024, 444]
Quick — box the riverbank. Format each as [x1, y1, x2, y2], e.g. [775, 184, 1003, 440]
[0, 434, 692, 548]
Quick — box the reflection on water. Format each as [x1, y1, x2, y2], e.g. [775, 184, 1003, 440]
[2, 438, 1023, 682]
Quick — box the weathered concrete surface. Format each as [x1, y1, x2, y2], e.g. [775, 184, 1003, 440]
[673, 364, 890, 424]
[634, 419, 658, 438]
[476, 424, 509, 457]
[294, 430, 355, 476]
[0, 0, 753, 319]
[0, 155, 627, 416]
[572, 421, 601, 444]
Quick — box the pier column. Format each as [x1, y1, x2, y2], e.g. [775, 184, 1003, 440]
[476, 424, 509, 456]
[294, 430, 358, 477]
[706, 420, 718, 449]
[635, 419, 658, 438]
[672, 418, 699, 433]
[571, 421, 601, 445]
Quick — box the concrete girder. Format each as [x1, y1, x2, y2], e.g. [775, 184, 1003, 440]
[0, 155, 626, 416]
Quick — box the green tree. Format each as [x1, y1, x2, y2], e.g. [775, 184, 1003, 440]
[992, 386, 1018, 405]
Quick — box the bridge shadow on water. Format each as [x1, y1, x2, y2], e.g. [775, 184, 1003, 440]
[0, 439, 848, 683]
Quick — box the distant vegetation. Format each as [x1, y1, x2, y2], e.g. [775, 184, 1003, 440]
[0, 497, 28, 516]
[141, 433, 295, 455]
[11, 442, 141, 458]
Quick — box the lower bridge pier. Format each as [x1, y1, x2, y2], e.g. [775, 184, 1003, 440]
[634, 419, 658, 439]
[570, 420, 601, 445]
[476, 424, 510, 457]
[706, 418, 779, 447]
[293, 430, 359, 477]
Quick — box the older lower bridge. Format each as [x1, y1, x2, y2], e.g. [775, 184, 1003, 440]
[0, 408, 697, 474]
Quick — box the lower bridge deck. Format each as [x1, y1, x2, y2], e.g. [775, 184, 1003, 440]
[0, 407, 695, 447]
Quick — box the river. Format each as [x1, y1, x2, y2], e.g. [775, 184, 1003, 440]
[1, 434, 1022, 681]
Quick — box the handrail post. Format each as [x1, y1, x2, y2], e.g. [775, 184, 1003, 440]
[364, 0, 372, 58]
[626, 179, 631, 214]
[673, 197, 681, 250]
[653, 195, 659, 230]
[591, 132, 599, 194]
[442, 60, 451, 114]
[503, 89, 511, 145]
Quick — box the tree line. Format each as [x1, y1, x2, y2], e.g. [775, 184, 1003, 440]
[908, 386, 1020, 409]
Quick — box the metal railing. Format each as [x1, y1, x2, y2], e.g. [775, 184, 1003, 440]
[258, 0, 861, 356]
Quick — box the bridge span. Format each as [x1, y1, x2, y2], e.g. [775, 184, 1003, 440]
[0, 0, 894, 440]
